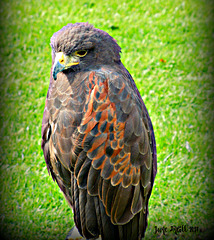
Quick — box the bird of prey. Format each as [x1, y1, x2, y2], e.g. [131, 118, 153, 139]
[41, 22, 157, 240]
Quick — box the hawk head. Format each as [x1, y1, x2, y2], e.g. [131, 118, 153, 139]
[51, 22, 121, 80]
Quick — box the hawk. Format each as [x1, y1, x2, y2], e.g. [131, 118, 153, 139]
[41, 22, 157, 240]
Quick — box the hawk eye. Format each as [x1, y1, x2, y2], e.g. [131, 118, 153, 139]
[75, 50, 87, 57]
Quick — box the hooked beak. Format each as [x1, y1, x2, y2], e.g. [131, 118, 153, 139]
[52, 52, 80, 80]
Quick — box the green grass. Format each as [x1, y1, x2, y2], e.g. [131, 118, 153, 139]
[0, 0, 213, 239]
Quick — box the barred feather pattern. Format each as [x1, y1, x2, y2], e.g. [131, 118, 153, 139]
[42, 66, 156, 240]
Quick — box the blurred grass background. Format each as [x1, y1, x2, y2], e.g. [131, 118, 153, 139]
[0, 0, 213, 239]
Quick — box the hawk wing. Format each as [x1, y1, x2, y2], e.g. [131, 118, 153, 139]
[41, 67, 157, 239]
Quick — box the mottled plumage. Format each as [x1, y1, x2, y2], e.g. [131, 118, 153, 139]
[41, 22, 157, 240]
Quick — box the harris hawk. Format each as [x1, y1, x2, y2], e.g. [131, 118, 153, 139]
[41, 23, 157, 240]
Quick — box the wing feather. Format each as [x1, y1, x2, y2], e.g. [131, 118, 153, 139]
[73, 70, 155, 224]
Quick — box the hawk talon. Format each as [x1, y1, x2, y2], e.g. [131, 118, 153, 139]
[65, 226, 101, 240]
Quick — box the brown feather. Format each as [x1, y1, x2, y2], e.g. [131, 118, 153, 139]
[42, 23, 157, 240]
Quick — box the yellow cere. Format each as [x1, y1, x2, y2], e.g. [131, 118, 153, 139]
[57, 52, 65, 65]
[66, 61, 79, 67]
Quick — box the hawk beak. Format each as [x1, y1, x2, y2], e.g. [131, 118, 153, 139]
[53, 52, 80, 80]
